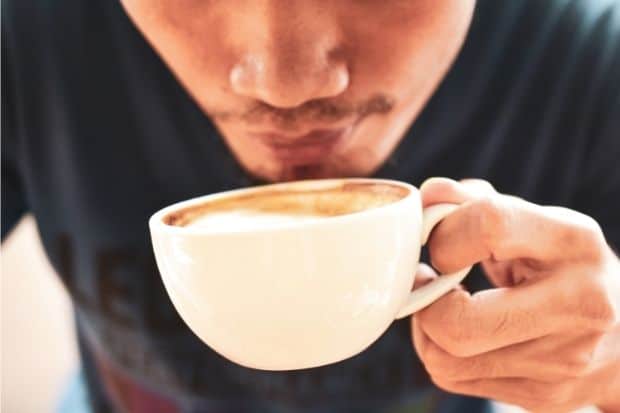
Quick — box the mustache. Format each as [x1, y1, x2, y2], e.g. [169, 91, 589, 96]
[208, 94, 395, 126]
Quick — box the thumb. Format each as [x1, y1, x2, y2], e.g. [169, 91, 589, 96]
[420, 177, 496, 207]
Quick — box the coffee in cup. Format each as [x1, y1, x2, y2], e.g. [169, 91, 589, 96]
[149, 178, 471, 370]
[164, 181, 408, 231]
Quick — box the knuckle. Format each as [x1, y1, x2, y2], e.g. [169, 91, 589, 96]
[558, 348, 595, 378]
[561, 358, 592, 378]
[564, 333, 604, 377]
[444, 331, 478, 358]
[555, 332, 606, 378]
[578, 215, 605, 245]
[569, 213, 607, 261]
[425, 293, 478, 357]
[421, 343, 447, 372]
[422, 344, 477, 382]
[439, 327, 477, 357]
[578, 278, 618, 331]
[470, 196, 506, 251]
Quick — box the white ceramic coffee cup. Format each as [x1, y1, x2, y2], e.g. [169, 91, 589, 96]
[149, 178, 471, 371]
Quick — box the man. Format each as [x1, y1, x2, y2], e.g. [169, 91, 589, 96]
[2, 0, 619, 412]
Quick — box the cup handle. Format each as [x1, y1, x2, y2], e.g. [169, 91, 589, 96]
[395, 203, 473, 320]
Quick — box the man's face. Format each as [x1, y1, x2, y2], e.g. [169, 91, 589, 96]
[122, 1, 475, 182]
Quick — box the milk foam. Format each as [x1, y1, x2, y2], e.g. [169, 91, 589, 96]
[187, 210, 321, 231]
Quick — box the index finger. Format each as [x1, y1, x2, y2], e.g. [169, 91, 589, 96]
[427, 195, 605, 274]
[415, 270, 606, 357]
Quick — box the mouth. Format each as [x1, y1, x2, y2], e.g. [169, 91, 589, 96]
[249, 123, 357, 164]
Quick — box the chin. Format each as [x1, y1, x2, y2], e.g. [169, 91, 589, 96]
[270, 161, 358, 182]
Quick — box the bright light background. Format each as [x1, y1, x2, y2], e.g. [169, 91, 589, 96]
[1, 217, 78, 412]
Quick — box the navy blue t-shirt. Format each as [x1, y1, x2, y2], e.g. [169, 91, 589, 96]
[2, 0, 619, 412]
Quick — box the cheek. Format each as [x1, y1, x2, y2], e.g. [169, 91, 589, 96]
[346, 0, 475, 95]
[120, 0, 236, 105]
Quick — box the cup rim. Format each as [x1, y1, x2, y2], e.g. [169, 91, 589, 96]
[149, 178, 419, 236]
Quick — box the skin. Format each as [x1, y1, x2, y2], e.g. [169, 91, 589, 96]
[120, 1, 620, 410]
[121, 0, 475, 181]
[417, 178, 620, 413]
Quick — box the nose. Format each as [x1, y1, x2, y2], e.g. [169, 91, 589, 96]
[229, 27, 349, 108]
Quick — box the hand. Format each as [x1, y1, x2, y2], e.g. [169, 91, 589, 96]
[412, 178, 620, 413]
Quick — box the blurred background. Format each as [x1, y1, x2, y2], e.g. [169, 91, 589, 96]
[1, 216, 600, 413]
[2, 217, 78, 412]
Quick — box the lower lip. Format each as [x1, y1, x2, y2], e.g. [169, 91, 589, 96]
[257, 126, 355, 164]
